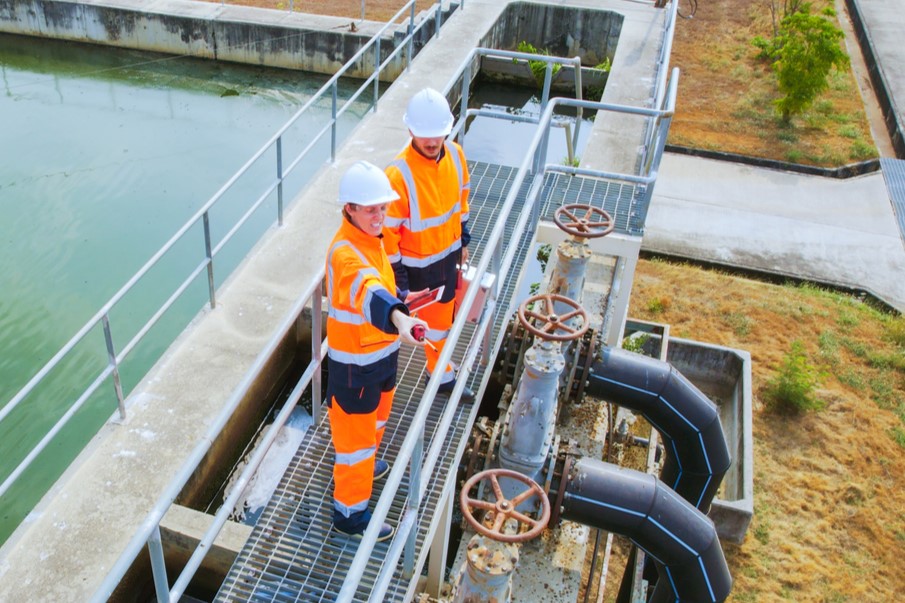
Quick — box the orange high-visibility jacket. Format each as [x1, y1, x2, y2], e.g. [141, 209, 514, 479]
[326, 217, 406, 389]
[384, 141, 470, 302]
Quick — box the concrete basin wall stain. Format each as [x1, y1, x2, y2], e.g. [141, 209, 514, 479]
[0, 0, 406, 78]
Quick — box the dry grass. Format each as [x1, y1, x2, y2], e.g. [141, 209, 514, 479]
[629, 258, 905, 602]
[669, 0, 877, 166]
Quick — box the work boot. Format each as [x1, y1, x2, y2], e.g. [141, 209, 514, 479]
[436, 382, 476, 404]
[373, 459, 390, 481]
[333, 510, 396, 542]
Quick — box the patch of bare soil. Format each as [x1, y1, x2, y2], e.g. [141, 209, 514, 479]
[629, 258, 905, 602]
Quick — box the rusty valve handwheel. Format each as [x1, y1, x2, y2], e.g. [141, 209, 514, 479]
[459, 468, 551, 543]
[518, 293, 589, 342]
[554, 203, 615, 238]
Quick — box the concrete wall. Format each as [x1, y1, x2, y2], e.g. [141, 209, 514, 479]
[667, 337, 754, 544]
[0, 0, 411, 79]
[479, 1, 623, 67]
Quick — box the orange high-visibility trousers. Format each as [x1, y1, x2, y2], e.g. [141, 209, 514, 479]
[329, 386, 394, 518]
[413, 297, 456, 390]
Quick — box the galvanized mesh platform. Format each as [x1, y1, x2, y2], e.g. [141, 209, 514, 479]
[215, 161, 644, 602]
[881, 158, 905, 245]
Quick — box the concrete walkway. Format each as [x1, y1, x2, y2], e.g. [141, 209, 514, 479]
[645, 152, 905, 312]
[848, 0, 905, 156]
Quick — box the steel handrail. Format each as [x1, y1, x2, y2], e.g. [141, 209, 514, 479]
[0, 0, 426, 503]
[336, 64, 680, 601]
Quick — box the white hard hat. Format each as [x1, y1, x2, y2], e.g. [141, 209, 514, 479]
[338, 161, 400, 206]
[403, 88, 454, 138]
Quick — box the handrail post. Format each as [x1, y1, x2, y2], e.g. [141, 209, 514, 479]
[101, 315, 126, 420]
[404, 432, 424, 578]
[483, 241, 503, 366]
[276, 136, 284, 226]
[374, 37, 381, 109]
[434, 0, 442, 39]
[572, 56, 583, 152]
[312, 281, 323, 425]
[331, 81, 338, 162]
[148, 525, 170, 603]
[406, 3, 415, 68]
[202, 212, 216, 309]
[457, 59, 472, 147]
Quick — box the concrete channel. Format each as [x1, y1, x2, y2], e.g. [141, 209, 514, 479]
[0, 1, 755, 601]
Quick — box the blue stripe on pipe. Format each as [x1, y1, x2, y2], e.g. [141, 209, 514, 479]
[698, 554, 718, 602]
[562, 493, 647, 518]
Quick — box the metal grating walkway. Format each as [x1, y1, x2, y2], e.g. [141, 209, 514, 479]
[881, 158, 905, 245]
[215, 161, 644, 602]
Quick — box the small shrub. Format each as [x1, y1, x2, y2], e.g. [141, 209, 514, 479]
[727, 312, 752, 337]
[516, 41, 561, 88]
[622, 332, 650, 354]
[764, 340, 825, 412]
[837, 367, 865, 390]
[786, 149, 803, 163]
[885, 316, 905, 349]
[850, 139, 877, 161]
[647, 297, 670, 315]
[818, 330, 839, 361]
[836, 310, 859, 328]
[562, 155, 580, 167]
[536, 243, 552, 273]
[593, 57, 611, 72]
[891, 426, 905, 449]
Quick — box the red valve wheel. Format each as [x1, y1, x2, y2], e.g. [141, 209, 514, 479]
[517, 293, 589, 342]
[553, 204, 614, 238]
[459, 468, 550, 543]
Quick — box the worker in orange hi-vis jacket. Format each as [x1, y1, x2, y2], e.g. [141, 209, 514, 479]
[383, 88, 476, 403]
[325, 161, 428, 541]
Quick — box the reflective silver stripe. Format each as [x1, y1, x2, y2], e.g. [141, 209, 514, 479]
[399, 240, 461, 268]
[328, 238, 386, 326]
[417, 204, 461, 230]
[334, 499, 369, 516]
[427, 327, 450, 340]
[376, 419, 387, 430]
[390, 158, 462, 233]
[447, 142, 465, 198]
[460, 211, 470, 222]
[385, 215, 409, 229]
[387, 251, 401, 263]
[336, 446, 376, 466]
[350, 266, 379, 307]
[361, 285, 381, 324]
[427, 367, 456, 384]
[328, 339, 401, 364]
[328, 307, 366, 324]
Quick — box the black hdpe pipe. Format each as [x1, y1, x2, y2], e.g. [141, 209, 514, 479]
[560, 457, 732, 603]
[586, 347, 731, 511]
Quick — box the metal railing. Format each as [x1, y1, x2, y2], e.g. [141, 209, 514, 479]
[335, 65, 680, 602]
[93, 18, 679, 603]
[0, 0, 442, 509]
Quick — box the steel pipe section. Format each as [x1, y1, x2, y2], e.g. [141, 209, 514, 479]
[587, 347, 731, 511]
[561, 457, 731, 603]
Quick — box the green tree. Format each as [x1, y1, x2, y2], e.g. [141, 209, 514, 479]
[753, 3, 849, 122]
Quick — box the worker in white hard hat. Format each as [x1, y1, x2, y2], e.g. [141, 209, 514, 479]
[384, 88, 476, 403]
[325, 160, 429, 541]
